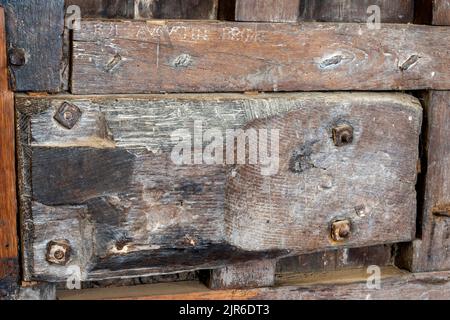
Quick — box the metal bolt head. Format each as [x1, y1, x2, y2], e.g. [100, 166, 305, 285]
[332, 124, 354, 147]
[46, 240, 71, 265]
[8, 48, 27, 66]
[54, 102, 82, 129]
[331, 220, 351, 242]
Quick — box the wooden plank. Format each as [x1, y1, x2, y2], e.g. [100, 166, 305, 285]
[0, 0, 65, 92]
[16, 92, 421, 281]
[135, 0, 218, 19]
[432, 0, 450, 25]
[299, 0, 414, 23]
[202, 260, 276, 289]
[277, 245, 392, 273]
[65, 0, 134, 18]
[0, 6, 18, 300]
[57, 268, 450, 300]
[398, 91, 450, 272]
[397, 0, 450, 273]
[235, 0, 301, 22]
[71, 21, 450, 94]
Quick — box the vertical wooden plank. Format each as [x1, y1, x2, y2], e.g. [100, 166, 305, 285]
[0, 6, 18, 300]
[135, 0, 219, 19]
[65, 0, 134, 18]
[299, 0, 414, 23]
[0, 0, 64, 92]
[398, 0, 450, 273]
[432, 0, 450, 25]
[235, 0, 301, 22]
[399, 91, 450, 272]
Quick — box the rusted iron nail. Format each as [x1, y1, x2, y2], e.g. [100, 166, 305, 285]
[9, 48, 27, 66]
[332, 124, 353, 147]
[54, 102, 82, 129]
[46, 240, 71, 265]
[331, 220, 351, 241]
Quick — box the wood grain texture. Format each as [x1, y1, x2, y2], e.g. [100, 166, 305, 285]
[0, 5, 17, 274]
[432, 0, 450, 25]
[72, 21, 450, 94]
[135, 0, 218, 19]
[58, 268, 450, 300]
[299, 0, 414, 23]
[65, 0, 134, 18]
[277, 245, 393, 273]
[16, 93, 421, 281]
[398, 91, 450, 272]
[397, 1, 450, 273]
[0, 6, 18, 300]
[66, 0, 218, 19]
[235, 0, 300, 22]
[202, 259, 276, 289]
[0, 0, 65, 92]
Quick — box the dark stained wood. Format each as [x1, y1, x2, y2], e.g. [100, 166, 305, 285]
[235, 0, 301, 22]
[398, 91, 450, 272]
[58, 268, 450, 300]
[218, 0, 236, 21]
[135, 0, 218, 19]
[65, 0, 134, 18]
[16, 93, 421, 281]
[0, 0, 65, 92]
[414, 0, 433, 24]
[71, 21, 450, 94]
[299, 0, 414, 23]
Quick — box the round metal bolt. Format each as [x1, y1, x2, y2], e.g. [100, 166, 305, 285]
[53, 249, 65, 261]
[332, 124, 354, 147]
[46, 240, 71, 265]
[331, 220, 351, 242]
[9, 48, 27, 66]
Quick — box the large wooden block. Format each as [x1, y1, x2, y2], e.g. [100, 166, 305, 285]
[71, 21, 450, 94]
[16, 93, 421, 281]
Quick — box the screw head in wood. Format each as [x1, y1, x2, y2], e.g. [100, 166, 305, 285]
[331, 220, 351, 242]
[332, 124, 353, 147]
[54, 102, 82, 129]
[46, 240, 71, 265]
[8, 48, 27, 66]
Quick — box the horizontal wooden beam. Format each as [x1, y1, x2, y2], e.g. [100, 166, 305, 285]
[72, 21, 450, 94]
[57, 267, 450, 300]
